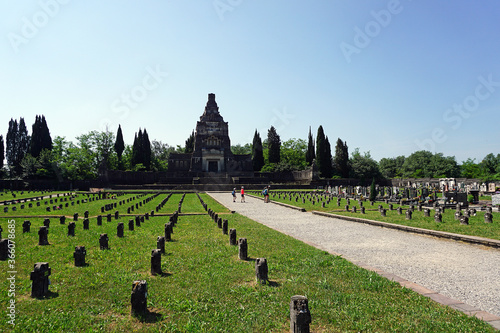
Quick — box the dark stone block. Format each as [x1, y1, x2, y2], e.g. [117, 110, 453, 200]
[30, 262, 51, 298]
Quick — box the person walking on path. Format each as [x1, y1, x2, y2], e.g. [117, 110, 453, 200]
[240, 186, 245, 203]
[263, 186, 269, 203]
[232, 188, 236, 202]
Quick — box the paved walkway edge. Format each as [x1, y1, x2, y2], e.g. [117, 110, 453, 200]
[241, 194, 500, 330]
[312, 211, 500, 249]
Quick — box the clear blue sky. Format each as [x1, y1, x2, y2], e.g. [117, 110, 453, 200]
[1, 0, 499, 164]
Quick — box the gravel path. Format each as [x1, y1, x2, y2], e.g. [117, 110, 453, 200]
[208, 192, 500, 317]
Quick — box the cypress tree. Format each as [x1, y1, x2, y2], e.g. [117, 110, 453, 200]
[131, 131, 140, 167]
[252, 130, 264, 171]
[335, 138, 350, 178]
[29, 115, 52, 158]
[114, 125, 125, 168]
[316, 125, 330, 178]
[0, 135, 4, 169]
[142, 129, 152, 170]
[324, 135, 333, 178]
[305, 126, 315, 166]
[369, 178, 377, 202]
[6, 119, 18, 169]
[6, 118, 30, 175]
[184, 130, 195, 154]
[267, 126, 281, 164]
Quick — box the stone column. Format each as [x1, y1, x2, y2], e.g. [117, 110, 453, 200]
[229, 229, 237, 245]
[157, 236, 165, 254]
[151, 249, 162, 275]
[238, 238, 248, 260]
[290, 295, 311, 333]
[164, 223, 171, 241]
[222, 220, 228, 235]
[255, 258, 268, 285]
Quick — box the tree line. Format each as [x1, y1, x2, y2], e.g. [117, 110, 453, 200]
[1, 116, 499, 182]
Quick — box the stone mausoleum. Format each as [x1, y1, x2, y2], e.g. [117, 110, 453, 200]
[168, 93, 253, 175]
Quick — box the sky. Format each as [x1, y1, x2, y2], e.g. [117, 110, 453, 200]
[1, 0, 499, 164]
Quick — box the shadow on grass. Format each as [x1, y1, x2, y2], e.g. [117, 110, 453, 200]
[132, 309, 163, 323]
[34, 290, 59, 300]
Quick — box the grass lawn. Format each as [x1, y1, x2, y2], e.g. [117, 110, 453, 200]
[249, 191, 500, 241]
[0, 193, 495, 332]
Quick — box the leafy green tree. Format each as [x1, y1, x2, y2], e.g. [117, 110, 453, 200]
[114, 125, 125, 169]
[379, 156, 405, 178]
[184, 130, 195, 154]
[252, 130, 265, 171]
[267, 126, 281, 164]
[281, 138, 308, 171]
[350, 149, 381, 183]
[369, 178, 377, 201]
[334, 138, 349, 178]
[151, 140, 175, 171]
[479, 153, 500, 180]
[231, 143, 252, 155]
[305, 127, 315, 166]
[460, 158, 481, 178]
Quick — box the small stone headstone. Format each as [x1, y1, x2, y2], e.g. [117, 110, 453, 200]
[0, 239, 9, 261]
[222, 219, 228, 234]
[255, 258, 268, 285]
[238, 238, 248, 260]
[129, 219, 134, 231]
[484, 213, 493, 223]
[151, 249, 162, 275]
[459, 216, 469, 225]
[74, 246, 86, 267]
[229, 229, 237, 245]
[164, 223, 171, 241]
[73, 213, 78, 221]
[131, 280, 148, 316]
[59, 216, 66, 224]
[68, 222, 76, 236]
[23, 220, 31, 233]
[30, 262, 51, 298]
[434, 213, 442, 223]
[157, 236, 165, 254]
[99, 234, 109, 250]
[83, 219, 89, 230]
[117, 223, 124, 237]
[405, 210, 412, 220]
[38, 226, 49, 245]
[290, 295, 311, 333]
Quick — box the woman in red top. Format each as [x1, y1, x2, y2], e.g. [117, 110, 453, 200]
[240, 186, 245, 203]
